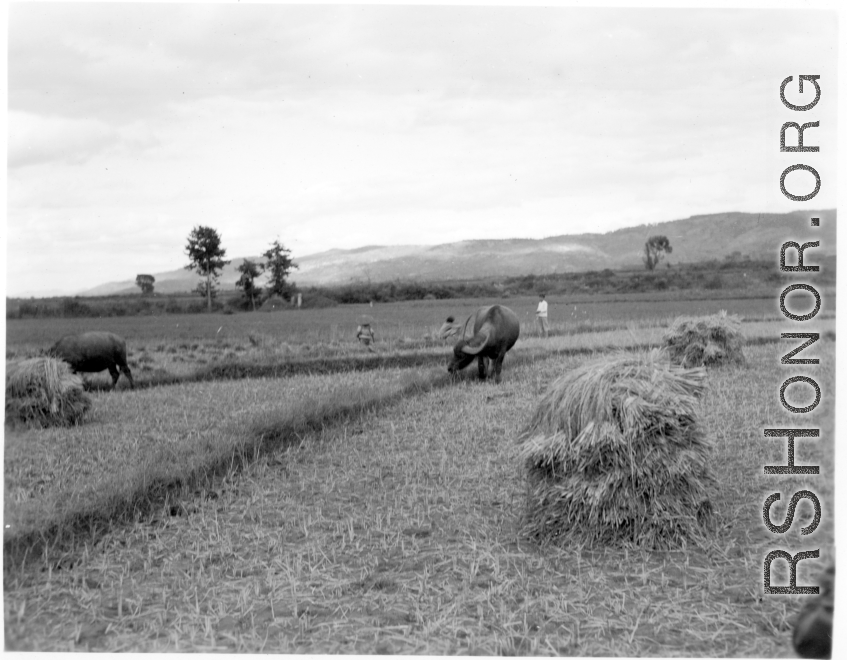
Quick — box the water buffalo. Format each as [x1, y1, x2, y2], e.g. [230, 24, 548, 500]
[793, 564, 834, 659]
[447, 305, 520, 383]
[48, 331, 135, 389]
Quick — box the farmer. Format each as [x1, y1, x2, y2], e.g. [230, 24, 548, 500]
[356, 322, 376, 353]
[536, 294, 549, 338]
[437, 316, 462, 342]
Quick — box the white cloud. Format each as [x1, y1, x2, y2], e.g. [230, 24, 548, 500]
[8, 112, 120, 168]
[5, 5, 839, 296]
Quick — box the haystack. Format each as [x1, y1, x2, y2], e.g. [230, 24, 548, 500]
[259, 295, 290, 312]
[519, 349, 715, 549]
[663, 310, 745, 368]
[5, 357, 91, 428]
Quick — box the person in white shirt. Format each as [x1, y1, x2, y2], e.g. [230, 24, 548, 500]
[536, 294, 549, 338]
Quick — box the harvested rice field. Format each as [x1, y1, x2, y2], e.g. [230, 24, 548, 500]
[5, 292, 818, 350]
[4, 335, 835, 655]
[3, 368, 444, 543]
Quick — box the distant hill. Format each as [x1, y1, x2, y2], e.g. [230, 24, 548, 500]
[76, 210, 836, 296]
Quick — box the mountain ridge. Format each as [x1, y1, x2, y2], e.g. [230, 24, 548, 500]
[73, 210, 836, 297]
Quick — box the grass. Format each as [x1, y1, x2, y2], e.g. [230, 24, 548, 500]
[3, 367, 448, 556]
[3, 315, 836, 549]
[5, 311, 834, 394]
[3, 338, 835, 654]
[4, 289, 836, 653]
[6, 292, 835, 353]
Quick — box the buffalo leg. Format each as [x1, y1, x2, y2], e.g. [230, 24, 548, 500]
[108, 366, 120, 389]
[120, 364, 135, 389]
[492, 354, 506, 384]
[477, 356, 488, 380]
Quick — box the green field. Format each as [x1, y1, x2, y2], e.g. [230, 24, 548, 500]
[4, 294, 836, 654]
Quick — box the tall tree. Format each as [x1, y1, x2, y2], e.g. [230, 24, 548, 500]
[643, 235, 673, 271]
[135, 274, 155, 295]
[262, 239, 298, 300]
[236, 259, 262, 311]
[184, 226, 230, 312]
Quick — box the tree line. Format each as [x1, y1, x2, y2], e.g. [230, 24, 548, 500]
[9, 255, 816, 321]
[184, 225, 298, 312]
[138, 230, 675, 311]
[12, 232, 808, 320]
[135, 226, 298, 312]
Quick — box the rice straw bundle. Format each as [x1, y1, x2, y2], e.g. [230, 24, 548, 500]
[663, 310, 745, 368]
[519, 349, 715, 549]
[260, 295, 289, 312]
[5, 357, 91, 428]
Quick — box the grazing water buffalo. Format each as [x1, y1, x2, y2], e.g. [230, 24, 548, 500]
[48, 331, 135, 389]
[447, 305, 520, 383]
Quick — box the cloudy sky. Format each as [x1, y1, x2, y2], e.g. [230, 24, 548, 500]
[6, 4, 838, 296]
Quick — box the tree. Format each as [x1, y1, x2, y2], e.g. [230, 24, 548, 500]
[184, 226, 230, 312]
[262, 239, 298, 300]
[644, 235, 673, 271]
[236, 259, 263, 311]
[135, 274, 155, 295]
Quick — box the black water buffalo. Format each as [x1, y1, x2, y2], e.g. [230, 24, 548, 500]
[48, 331, 135, 389]
[447, 305, 520, 383]
[792, 564, 834, 659]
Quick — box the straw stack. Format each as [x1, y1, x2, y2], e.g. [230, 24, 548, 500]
[663, 310, 745, 368]
[5, 357, 91, 427]
[519, 349, 715, 549]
